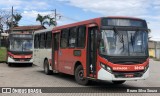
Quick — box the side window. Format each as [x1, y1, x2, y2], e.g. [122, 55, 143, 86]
[40, 33, 45, 48]
[34, 34, 39, 48]
[60, 29, 69, 48]
[54, 34, 59, 50]
[77, 26, 86, 48]
[46, 32, 52, 48]
[69, 27, 77, 48]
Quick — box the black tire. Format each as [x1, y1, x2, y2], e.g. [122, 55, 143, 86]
[75, 65, 89, 85]
[44, 60, 52, 75]
[112, 80, 126, 84]
[8, 63, 12, 67]
[28, 63, 33, 66]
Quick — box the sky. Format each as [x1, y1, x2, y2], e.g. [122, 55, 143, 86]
[0, 0, 160, 41]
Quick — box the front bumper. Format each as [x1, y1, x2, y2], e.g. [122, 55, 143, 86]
[97, 68, 149, 81]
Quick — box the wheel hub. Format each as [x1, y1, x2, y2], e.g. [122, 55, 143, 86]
[78, 70, 84, 80]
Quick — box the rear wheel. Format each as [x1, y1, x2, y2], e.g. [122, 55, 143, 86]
[44, 60, 52, 75]
[112, 80, 126, 84]
[75, 65, 89, 85]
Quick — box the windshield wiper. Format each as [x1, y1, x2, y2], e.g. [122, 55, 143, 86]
[130, 33, 134, 52]
[121, 34, 125, 52]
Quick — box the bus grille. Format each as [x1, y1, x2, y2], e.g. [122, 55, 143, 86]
[14, 58, 31, 61]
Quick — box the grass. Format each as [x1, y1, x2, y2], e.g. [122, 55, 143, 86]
[0, 47, 7, 62]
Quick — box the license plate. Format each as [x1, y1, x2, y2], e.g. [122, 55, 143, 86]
[125, 74, 134, 78]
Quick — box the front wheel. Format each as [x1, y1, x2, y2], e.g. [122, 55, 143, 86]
[8, 63, 12, 67]
[75, 65, 89, 85]
[112, 80, 126, 84]
[44, 60, 52, 75]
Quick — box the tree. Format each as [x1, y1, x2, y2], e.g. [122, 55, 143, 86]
[0, 10, 11, 30]
[13, 14, 22, 27]
[0, 10, 11, 47]
[0, 9, 22, 47]
[36, 14, 57, 27]
[6, 13, 22, 28]
[36, 14, 48, 26]
[43, 16, 57, 27]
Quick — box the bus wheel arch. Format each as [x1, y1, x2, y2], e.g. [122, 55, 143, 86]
[74, 61, 82, 74]
[74, 61, 89, 85]
[43, 58, 52, 75]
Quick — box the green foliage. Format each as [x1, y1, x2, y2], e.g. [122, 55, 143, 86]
[13, 14, 22, 27]
[0, 47, 7, 62]
[36, 14, 57, 26]
[36, 14, 48, 26]
[149, 56, 154, 58]
[6, 13, 22, 28]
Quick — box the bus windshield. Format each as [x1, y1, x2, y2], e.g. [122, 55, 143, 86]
[9, 34, 33, 52]
[10, 39, 32, 52]
[99, 29, 148, 56]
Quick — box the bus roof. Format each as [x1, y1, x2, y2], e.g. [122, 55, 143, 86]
[106, 16, 144, 20]
[34, 27, 53, 34]
[53, 16, 145, 31]
[53, 17, 100, 31]
[10, 32, 32, 35]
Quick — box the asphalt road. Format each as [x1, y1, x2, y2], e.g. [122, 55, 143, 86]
[0, 59, 160, 96]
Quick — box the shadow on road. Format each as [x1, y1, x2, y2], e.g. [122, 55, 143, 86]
[37, 70, 135, 87]
[37, 70, 139, 93]
[7, 63, 33, 68]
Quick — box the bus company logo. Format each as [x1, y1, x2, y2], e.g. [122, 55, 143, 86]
[134, 66, 144, 70]
[2, 88, 11, 93]
[113, 67, 128, 71]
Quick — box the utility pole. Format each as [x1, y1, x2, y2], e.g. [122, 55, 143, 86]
[11, 6, 13, 33]
[54, 9, 57, 24]
[51, 9, 61, 26]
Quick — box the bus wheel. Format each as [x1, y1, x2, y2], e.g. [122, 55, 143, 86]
[28, 63, 33, 66]
[112, 80, 126, 84]
[75, 65, 89, 85]
[44, 60, 52, 75]
[8, 63, 12, 67]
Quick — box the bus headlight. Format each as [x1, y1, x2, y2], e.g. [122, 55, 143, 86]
[8, 54, 14, 59]
[144, 64, 149, 72]
[100, 63, 112, 73]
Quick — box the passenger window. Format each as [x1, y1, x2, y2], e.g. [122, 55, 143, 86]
[46, 32, 52, 48]
[69, 27, 77, 48]
[60, 29, 69, 48]
[40, 33, 45, 48]
[77, 26, 86, 48]
[34, 34, 39, 48]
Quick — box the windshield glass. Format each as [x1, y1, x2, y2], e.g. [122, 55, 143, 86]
[9, 34, 33, 52]
[10, 39, 32, 52]
[99, 29, 148, 56]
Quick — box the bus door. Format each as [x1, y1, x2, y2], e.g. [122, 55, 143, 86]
[87, 26, 98, 78]
[52, 33, 60, 71]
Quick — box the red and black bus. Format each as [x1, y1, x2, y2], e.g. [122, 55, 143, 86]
[34, 16, 149, 85]
[7, 32, 33, 66]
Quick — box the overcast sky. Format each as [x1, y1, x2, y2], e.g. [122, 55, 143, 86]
[0, 0, 160, 41]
